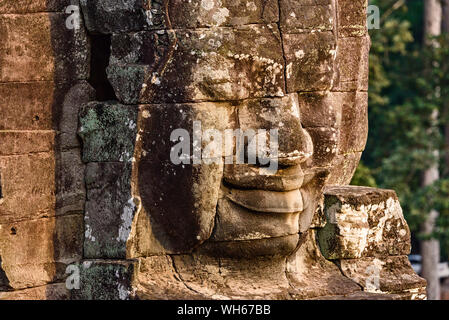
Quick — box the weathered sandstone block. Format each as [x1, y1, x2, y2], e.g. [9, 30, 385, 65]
[337, 0, 368, 38]
[108, 25, 285, 104]
[0, 283, 70, 300]
[80, 0, 148, 33]
[284, 32, 336, 92]
[78, 102, 138, 163]
[0, 82, 54, 131]
[71, 260, 136, 300]
[0, 13, 89, 82]
[0, 81, 94, 134]
[338, 92, 369, 154]
[317, 186, 411, 259]
[84, 162, 135, 259]
[56, 149, 86, 217]
[135, 255, 203, 299]
[0, 0, 71, 14]
[0, 215, 83, 289]
[332, 36, 370, 92]
[80, 0, 279, 33]
[327, 152, 362, 185]
[164, 0, 279, 28]
[0, 153, 56, 224]
[0, 131, 54, 156]
[337, 256, 427, 299]
[286, 230, 362, 299]
[280, 0, 333, 32]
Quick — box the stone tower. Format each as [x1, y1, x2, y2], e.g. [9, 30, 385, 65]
[0, 0, 425, 299]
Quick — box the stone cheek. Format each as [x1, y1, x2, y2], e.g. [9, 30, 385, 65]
[135, 160, 223, 254]
[108, 25, 285, 104]
[317, 186, 412, 260]
[304, 127, 339, 168]
[327, 152, 363, 185]
[297, 92, 343, 129]
[132, 103, 233, 254]
[299, 91, 368, 179]
[338, 92, 368, 154]
[332, 36, 370, 92]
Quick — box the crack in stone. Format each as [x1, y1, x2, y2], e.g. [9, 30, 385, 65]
[331, 259, 365, 291]
[283, 257, 296, 300]
[276, 0, 288, 94]
[168, 255, 203, 297]
[0, 256, 11, 291]
[141, 0, 178, 97]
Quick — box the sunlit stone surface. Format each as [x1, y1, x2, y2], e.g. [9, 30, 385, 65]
[0, 0, 425, 300]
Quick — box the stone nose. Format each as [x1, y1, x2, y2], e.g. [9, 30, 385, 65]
[237, 94, 313, 167]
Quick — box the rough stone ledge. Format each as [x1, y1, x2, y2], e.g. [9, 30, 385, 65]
[336, 255, 427, 300]
[0, 0, 72, 14]
[71, 259, 137, 300]
[0, 282, 70, 300]
[317, 186, 411, 259]
[311, 292, 405, 300]
[84, 90, 370, 107]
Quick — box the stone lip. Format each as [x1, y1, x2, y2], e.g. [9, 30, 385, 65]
[226, 188, 303, 214]
[223, 163, 304, 192]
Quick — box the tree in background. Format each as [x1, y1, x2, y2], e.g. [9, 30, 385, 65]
[421, 0, 442, 300]
[354, 0, 449, 299]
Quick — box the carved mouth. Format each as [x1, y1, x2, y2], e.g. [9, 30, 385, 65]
[223, 164, 304, 192]
[226, 188, 303, 214]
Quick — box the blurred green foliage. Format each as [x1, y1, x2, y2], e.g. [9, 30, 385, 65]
[351, 0, 449, 259]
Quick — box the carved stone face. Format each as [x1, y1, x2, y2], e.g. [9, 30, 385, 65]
[102, 0, 370, 258]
